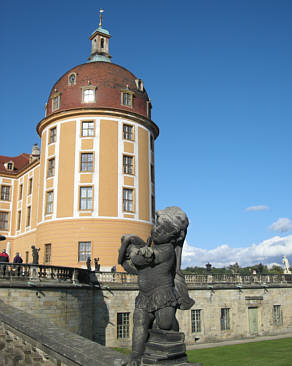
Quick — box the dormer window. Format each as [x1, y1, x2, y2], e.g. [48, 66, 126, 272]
[135, 79, 144, 91]
[147, 100, 152, 119]
[51, 92, 61, 112]
[68, 73, 77, 86]
[81, 86, 96, 103]
[121, 89, 134, 107]
[4, 161, 14, 171]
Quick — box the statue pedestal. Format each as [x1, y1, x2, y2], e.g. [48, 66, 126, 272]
[142, 329, 202, 366]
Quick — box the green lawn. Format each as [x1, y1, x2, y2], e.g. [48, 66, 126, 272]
[113, 338, 292, 366]
[187, 338, 292, 366]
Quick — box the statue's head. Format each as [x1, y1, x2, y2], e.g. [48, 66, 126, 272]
[151, 206, 189, 245]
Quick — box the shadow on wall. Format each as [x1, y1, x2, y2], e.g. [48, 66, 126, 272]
[93, 289, 110, 345]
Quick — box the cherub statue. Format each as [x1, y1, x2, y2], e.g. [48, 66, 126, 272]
[118, 206, 194, 365]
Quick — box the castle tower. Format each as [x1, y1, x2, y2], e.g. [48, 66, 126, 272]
[32, 12, 158, 269]
[0, 11, 158, 269]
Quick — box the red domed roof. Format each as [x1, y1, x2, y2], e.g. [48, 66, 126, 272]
[46, 62, 150, 119]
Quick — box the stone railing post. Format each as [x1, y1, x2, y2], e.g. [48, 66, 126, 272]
[72, 269, 80, 284]
[29, 265, 39, 280]
[207, 274, 213, 283]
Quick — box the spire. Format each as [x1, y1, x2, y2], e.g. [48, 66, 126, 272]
[88, 9, 112, 63]
[99, 9, 104, 28]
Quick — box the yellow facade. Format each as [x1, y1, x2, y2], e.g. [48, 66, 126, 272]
[0, 110, 156, 270]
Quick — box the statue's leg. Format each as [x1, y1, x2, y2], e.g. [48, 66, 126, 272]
[131, 308, 154, 363]
[155, 306, 178, 331]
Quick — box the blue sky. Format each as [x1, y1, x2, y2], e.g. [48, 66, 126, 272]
[1, 0, 292, 268]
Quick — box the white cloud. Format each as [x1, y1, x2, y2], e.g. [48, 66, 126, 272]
[245, 205, 269, 212]
[182, 235, 292, 268]
[269, 218, 292, 233]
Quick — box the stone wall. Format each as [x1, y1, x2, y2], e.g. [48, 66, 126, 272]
[0, 279, 292, 349]
[179, 285, 292, 344]
[0, 283, 97, 341]
[98, 284, 292, 347]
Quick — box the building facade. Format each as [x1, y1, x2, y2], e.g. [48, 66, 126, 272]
[0, 17, 158, 269]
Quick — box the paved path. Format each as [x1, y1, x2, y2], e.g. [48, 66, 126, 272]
[187, 333, 292, 350]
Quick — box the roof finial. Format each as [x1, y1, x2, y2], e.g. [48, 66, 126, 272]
[99, 9, 104, 28]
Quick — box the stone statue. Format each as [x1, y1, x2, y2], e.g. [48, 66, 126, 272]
[94, 257, 100, 272]
[86, 257, 91, 271]
[282, 256, 291, 274]
[118, 206, 196, 366]
[31, 245, 40, 265]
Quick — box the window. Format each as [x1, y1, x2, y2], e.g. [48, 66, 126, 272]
[46, 191, 54, 214]
[17, 211, 22, 231]
[123, 124, 133, 141]
[83, 88, 95, 103]
[150, 135, 154, 152]
[221, 308, 230, 330]
[1, 186, 10, 201]
[7, 162, 14, 171]
[147, 100, 152, 119]
[19, 184, 23, 200]
[135, 79, 143, 91]
[123, 155, 134, 175]
[44, 244, 51, 264]
[0, 212, 8, 231]
[81, 153, 93, 172]
[26, 206, 31, 227]
[121, 92, 132, 107]
[123, 188, 133, 212]
[68, 73, 76, 86]
[82, 121, 94, 137]
[273, 305, 283, 326]
[191, 310, 202, 333]
[49, 127, 57, 144]
[28, 178, 33, 195]
[78, 241, 91, 262]
[100, 38, 104, 49]
[48, 158, 55, 177]
[117, 312, 130, 339]
[151, 195, 155, 221]
[52, 94, 61, 112]
[25, 251, 29, 263]
[150, 164, 155, 184]
[80, 187, 93, 210]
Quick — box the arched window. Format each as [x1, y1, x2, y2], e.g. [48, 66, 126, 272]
[68, 73, 76, 86]
[100, 38, 104, 49]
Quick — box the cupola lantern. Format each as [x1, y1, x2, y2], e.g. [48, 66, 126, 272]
[88, 9, 112, 63]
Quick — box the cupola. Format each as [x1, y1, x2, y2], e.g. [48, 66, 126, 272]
[88, 10, 111, 63]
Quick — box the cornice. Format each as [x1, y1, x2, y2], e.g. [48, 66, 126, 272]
[36, 108, 159, 138]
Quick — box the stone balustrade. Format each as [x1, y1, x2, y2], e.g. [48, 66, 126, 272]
[0, 262, 88, 284]
[0, 262, 291, 286]
[184, 273, 292, 285]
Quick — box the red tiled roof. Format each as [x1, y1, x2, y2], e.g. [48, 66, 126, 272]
[0, 153, 30, 174]
[46, 62, 150, 119]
